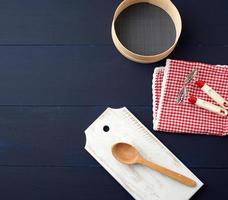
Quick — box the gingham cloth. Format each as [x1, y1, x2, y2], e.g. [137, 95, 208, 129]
[152, 59, 228, 136]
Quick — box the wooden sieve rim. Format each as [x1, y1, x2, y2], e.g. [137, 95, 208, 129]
[111, 0, 182, 63]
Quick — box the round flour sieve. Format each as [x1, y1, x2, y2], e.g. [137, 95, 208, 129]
[111, 0, 182, 63]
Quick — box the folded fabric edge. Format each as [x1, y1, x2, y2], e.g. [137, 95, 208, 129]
[152, 66, 164, 130]
[215, 64, 228, 68]
[154, 59, 171, 130]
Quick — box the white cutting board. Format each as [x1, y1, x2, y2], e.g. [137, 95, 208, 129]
[85, 107, 203, 200]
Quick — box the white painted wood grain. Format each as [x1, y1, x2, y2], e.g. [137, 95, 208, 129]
[85, 107, 203, 200]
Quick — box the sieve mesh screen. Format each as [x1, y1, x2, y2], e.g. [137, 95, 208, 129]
[115, 3, 176, 56]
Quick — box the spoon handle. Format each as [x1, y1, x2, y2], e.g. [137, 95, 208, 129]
[139, 158, 196, 187]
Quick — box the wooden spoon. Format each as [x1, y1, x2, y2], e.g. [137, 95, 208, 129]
[112, 142, 196, 187]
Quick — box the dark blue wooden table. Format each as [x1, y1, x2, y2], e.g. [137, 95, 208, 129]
[0, 0, 227, 199]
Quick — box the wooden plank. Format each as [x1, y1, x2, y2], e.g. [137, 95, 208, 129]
[0, 166, 130, 200]
[0, 106, 227, 168]
[0, 0, 226, 45]
[0, 46, 152, 105]
[0, 0, 115, 44]
[0, 166, 226, 200]
[175, 0, 228, 46]
[0, 45, 227, 105]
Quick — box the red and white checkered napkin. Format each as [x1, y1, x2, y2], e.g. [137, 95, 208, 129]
[152, 59, 228, 136]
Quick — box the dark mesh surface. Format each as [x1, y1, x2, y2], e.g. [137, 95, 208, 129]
[115, 3, 176, 56]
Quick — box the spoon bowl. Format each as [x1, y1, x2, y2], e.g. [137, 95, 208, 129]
[112, 143, 140, 164]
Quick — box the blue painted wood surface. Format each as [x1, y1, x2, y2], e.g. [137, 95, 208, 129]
[0, 0, 227, 199]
